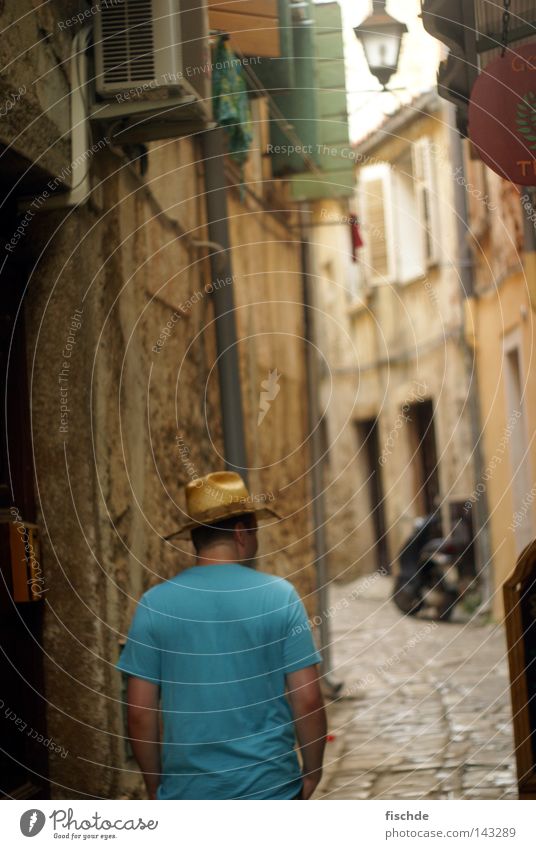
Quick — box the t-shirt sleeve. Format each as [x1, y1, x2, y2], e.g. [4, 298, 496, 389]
[116, 595, 161, 684]
[282, 585, 322, 674]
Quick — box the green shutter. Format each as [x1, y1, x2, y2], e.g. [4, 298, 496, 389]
[265, 1, 317, 176]
[288, 2, 353, 199]
[253, 0, 296, 91]
[262, 0, 354, 198]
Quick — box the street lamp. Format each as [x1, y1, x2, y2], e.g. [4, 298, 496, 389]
[354, 0, 408, 89]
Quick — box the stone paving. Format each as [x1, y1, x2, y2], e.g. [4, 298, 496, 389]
[316, 573, 518, 800]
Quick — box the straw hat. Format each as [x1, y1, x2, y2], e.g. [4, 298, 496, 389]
[165, 471, 280, 540]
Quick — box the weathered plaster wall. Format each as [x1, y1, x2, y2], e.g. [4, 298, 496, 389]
[0, 0, 79, 179]
[144, 143, 317, 609]
[23, 146, 225, 798]
[466, 166, 536, 619]
[3, 1, 317, 800]
[472, 273, 536, 619]
[313, 108, 476, 581]
[307, 199, 376, 581]
[227, 190, 316, 610]
[465, 153, 536, 619]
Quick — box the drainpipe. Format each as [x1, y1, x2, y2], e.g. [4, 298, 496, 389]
[520, 187, 536, 313]
[200, 128, 248, 482]
[448, 105, 493, 611]
[300, 211, 341, 695]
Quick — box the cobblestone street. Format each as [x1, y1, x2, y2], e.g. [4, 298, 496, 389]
[317, 574, 517, 800]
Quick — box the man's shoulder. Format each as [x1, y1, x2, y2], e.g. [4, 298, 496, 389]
[138, 578, 179, 609]
[253, 569, 297, 598]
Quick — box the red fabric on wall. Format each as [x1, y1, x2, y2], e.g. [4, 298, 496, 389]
[349, 213, 363, 262]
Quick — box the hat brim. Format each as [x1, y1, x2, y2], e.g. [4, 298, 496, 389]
[164, 504, 281, 542]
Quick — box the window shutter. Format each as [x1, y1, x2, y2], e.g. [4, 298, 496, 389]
[359, 164, 394, 285]
[391, 162, 424, 282]
[413, 138, 441, 267]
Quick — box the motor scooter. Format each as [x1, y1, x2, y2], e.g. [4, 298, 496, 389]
[392, 513, 474, 620]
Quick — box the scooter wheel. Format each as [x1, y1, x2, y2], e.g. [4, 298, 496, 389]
[393, 587, 423, 616]
[437, 592, 457, 621]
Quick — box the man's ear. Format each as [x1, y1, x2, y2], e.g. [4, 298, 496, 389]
[234, 521, 249, 547]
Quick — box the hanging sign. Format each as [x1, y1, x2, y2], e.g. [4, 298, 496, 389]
[469, 43, 536, 186]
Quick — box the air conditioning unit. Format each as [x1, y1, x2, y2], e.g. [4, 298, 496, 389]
[91, 0, 213, 142]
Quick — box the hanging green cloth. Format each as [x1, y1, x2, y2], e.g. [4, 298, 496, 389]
[212, 37, 253, 168]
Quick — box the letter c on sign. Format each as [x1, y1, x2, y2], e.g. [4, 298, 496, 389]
[512, 55, 525, 72]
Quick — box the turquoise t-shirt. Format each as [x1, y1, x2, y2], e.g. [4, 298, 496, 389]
[116, 563, 322, 800]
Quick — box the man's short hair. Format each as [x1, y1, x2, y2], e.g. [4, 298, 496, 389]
[191, 513, 256, 552]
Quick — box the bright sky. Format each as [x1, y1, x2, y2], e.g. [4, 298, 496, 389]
[334, 0, 441, 141]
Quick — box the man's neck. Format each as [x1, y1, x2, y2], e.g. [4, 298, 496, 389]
[194, 549, 256, 569]
[195, 547, 240, 567]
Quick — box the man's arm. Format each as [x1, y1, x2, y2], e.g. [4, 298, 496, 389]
[285, 664, 327, 799]
[126, 676, 161, 799]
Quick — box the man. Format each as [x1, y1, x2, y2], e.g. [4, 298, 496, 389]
[117, 471, 326, 800]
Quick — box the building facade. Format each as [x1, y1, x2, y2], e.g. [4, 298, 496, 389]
[310, 92, 478, 585]
[464, 147, 536, 618]
[421, 0, 536, 616]
[0, 0, 351, 799]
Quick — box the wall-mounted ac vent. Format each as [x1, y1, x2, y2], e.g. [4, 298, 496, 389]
[91, 0, 213, 142]
[98, 0, 157, 89]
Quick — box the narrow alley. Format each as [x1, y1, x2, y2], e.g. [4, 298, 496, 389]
[2, 0, 536, 820]
[318, 575, 517, 800]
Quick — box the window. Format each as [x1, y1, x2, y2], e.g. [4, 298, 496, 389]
[358, 163, 395, 285]
[412, 138, 441, 267]
[358, 137, 440, 286]
[391, 150, 423, 283]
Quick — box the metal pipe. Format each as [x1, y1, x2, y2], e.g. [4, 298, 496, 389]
[521, 187, 536, 251]
[200, 127, 248, 483]
[191, 239, 226, 259]
[520, 187, 536, 312]
[300, 211, 341, 695]
[448, 104, 493, 611]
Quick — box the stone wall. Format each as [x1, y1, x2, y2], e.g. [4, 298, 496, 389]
[1, 1, 317, 799]
[22, 143, 228, 797]
[227, 189, 316, 606]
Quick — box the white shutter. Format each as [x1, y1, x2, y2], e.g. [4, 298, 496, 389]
[358, 164, 395, 285]
[391, 163, 424, 282]
[413, 138, 441, 267]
